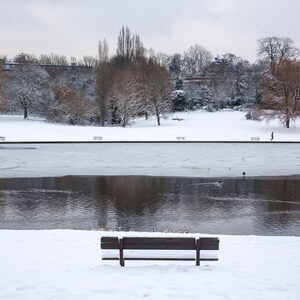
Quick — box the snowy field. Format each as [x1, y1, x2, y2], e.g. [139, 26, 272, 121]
[1, 111, 300, 299]
[0, 230, 300, 300]
[1, 110, 300, 142]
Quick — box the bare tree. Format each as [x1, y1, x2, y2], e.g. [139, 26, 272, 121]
[258, 37, 299, 76]
[182, 44, 213, 76]
[132, 34, 146, 63]
[14, 52, 38, 64]
[110, 69, 144, 127]
[52, 53, 68, 65]
[38, 53, 69, 66]
[0, 58, 6, 110]
[97, 26, 171, 126]
[261, 59, 300, 128]
[39, 54, 52, 65]
[98, 39, 109, 62]
[115, 26, 146, 66]
[258, 37, 300, 127]
[96, 61, 112, 126]
[79, 56, 96, 67]
[96, 39, 112, 126]
[143, 60, 172, 125]
[150, 51, 169, 69]
[52, 84, 95, 124]
[51, 53, 68, 65]
[117, 26, 133, 63]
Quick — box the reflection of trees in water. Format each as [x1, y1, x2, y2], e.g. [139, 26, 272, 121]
[90, 176, 175, 230]
[0, 177, 87, 228]
[0, 176, 299, 234]
[0, 177, 67, 212]
[206, 177, 300, 232]
[255, 178, 300, 202]
[251, 178, 300, 232]
[163, 177, 300, 234]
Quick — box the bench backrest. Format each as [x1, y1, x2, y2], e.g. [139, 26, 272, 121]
[101, 236, 219, 250]
[125, 237, 197, 250]
[101, 236, 119, 249]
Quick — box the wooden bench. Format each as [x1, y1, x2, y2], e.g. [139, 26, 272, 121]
[101, 236, 219, 267]
[93, 136, 102, 141]
[0, 136, 5, 141]
[176, 136, 185, 141]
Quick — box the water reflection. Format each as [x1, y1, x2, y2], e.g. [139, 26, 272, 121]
[0, 176, 299, 235]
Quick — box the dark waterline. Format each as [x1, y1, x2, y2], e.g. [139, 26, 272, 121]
[0, 175, 300, 236]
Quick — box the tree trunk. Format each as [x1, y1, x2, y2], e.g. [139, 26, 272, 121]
[285, 117, 290, 128]
[100, 106, 105, 126]
[156, 112, 161, 126]
[24, 106, 28, 119]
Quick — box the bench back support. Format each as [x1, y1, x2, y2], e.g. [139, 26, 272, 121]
[123, 237, 197, 250]
[198, 237, 219, 250]
[101, 236, 119, 249]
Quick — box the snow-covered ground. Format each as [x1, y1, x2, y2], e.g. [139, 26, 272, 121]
[1, 110, 300, 142]
[1, 111, 300, 299]
[0, 230, 299, 300]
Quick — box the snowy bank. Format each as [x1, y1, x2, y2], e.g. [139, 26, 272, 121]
[0, 230, 299, 300]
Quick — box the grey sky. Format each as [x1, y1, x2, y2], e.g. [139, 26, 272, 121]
[1, 0, 299, 62]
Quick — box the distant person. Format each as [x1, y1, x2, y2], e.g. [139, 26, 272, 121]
[271, 131, 274, 141]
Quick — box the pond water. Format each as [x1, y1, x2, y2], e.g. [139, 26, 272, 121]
[0, 175, 300, 236]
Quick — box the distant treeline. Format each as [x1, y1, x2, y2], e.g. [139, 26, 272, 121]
[0, 27, 299, 128]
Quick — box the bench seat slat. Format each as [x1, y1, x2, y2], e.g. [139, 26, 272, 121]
[122, 244, 196, 250]
[123, 258, 196, 261]
[102, 257, 218, 261]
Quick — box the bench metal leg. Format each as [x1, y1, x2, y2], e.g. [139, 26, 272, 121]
[119, 238, 125, 267]
[196, 239, 200, 266]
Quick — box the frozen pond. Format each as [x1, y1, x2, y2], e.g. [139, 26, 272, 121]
[0, 142, 300, 178]
[0, 175, 300, 235]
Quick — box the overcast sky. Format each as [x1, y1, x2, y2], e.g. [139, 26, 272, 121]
[1, 0, 299, 63]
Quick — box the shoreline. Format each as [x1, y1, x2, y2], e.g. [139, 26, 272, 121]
[2, 140, 300, 144]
